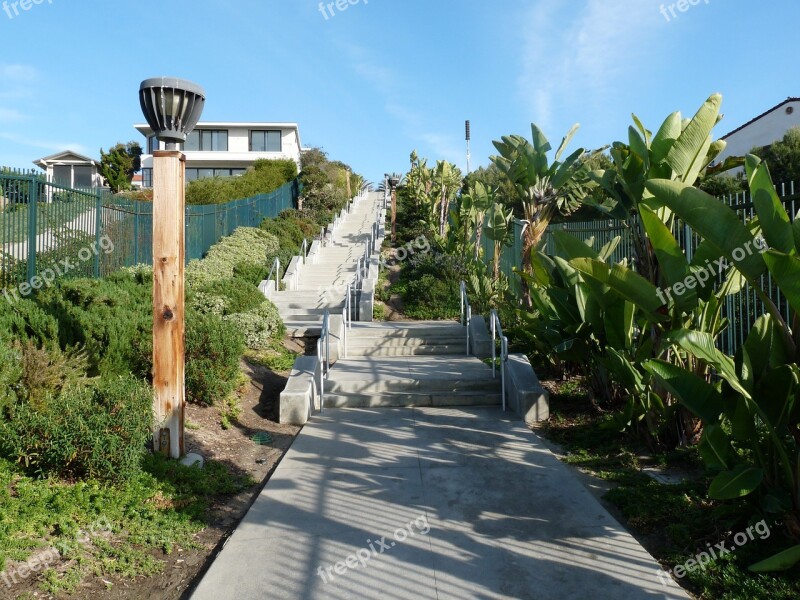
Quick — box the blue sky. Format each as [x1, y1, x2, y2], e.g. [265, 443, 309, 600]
[0, 0, 798, 184]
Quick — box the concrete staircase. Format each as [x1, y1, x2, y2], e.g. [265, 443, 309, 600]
[265, 191, 380, 335]
[346, 321, 468, 357]
[322, 355, 501, 408]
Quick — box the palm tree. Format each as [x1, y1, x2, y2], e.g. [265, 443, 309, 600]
[491, 124, 593, 304]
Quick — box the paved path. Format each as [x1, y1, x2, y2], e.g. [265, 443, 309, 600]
[191, 407, 690, 599]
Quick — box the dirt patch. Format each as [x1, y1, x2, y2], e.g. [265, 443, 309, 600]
[3, 356, 300, 600]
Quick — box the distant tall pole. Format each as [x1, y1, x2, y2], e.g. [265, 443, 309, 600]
[465, 120, 472, 174]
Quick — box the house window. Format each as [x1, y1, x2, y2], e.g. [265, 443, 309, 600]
[250, 130, 282, 152]
[142, 168, 153, 188]
[74, 166, 93, 188]
[53, 165, 71, 185]
[147, 135, 160, 154]
[185, 130, 228, 152]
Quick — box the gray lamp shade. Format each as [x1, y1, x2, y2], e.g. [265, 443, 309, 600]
[388, 176, 400, 189]
[139, 77, 205, 144]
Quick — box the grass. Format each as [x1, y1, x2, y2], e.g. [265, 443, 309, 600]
[245, 339, 299, 373]
[539, 378, 800, 599]
[0, 199, 94, 244]
[0, 455, 252, 594]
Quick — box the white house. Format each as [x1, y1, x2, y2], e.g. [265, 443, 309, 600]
[32, 150, 104, 188]
[134, 122, 302, 188]
[715, 97, 800, 167]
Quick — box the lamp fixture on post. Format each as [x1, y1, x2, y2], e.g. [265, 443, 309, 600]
[139, 77, 205, 459]
[387, 174, 400, 245]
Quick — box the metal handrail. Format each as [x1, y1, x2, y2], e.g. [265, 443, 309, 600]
[300, 238, 308, 264]
[267, 256, 281, 292]
[318, 310, 331, 411]
[460, 281, 471, 355]
[490, 309, 509, 412]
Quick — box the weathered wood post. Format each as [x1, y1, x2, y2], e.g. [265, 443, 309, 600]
[139, 77, 205, 459]
[152, 150, 186, 458]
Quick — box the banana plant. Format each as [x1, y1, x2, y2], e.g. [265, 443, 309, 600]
[484, 201, 515, 281]
[491, 124, 594, 305]
[639, 155, 800, 565]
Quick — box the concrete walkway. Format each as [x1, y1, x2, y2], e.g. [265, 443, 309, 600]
[191, 407, 690, 599]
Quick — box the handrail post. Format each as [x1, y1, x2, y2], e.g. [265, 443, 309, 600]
[501, 336, 508, 411]
[325, 310, 330, 375]
[491, 310, 497, 379]
[466, 305, 471, 356]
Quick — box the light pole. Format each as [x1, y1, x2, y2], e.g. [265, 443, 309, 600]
[465, 120, 472, 174]
[387, 174, 400, 244]
[139, 77, 205, 459]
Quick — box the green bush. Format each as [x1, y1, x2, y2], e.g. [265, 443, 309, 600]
[185, 311, 244, 405]
[0, 339, 23, 417]
[185, 159, 297, 205]
[232, 261, 269, 286]
[0, 374, 153, 482]
[36, 276, 151, 378]
[403, 274, 460, 320]
[186, 228, 279, 285]
[223, 301, 284, 350]
[194, 278, 265, 315]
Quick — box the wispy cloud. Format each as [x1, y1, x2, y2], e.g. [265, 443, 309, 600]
[517, 0, 656, 132]
[0, 63, 39, 101]
[0, 107, 28, 122]
[344, 43, 464, 167]
[0, 132, 87, 155]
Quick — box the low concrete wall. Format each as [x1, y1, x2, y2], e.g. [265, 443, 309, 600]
[359, 279, 375, 322]
[258, 279, 277, 298]
[506, 353, 549, 422]
[282, 256, 302, 290]
[279, 356, 320, 425]
[469, 316, 492, 359]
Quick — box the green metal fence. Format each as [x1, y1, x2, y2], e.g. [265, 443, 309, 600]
[1, 168, 298, 292]
[480, 183, 799, 356]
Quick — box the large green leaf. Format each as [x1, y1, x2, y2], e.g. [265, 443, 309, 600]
[553, 230, 598, 260]
[643, 359, 724, 422]
[628, 126, 650, 170]
[555, 123, 580, 162]
[570, 258, 666, 320]
[746, 155, 795, 254]
[749, 545, 800, 573]
[756, 365, 798, 431]
[762, 250, 800, 316]
[698, 424, 732, 471]
[646, 179, 766, 282]
[650, 112, 682, 164]
[708, 464, 764, 500]
[668, 329, 751, 399]
[666, 94, 721, 182]
[639, 205, 695, 310]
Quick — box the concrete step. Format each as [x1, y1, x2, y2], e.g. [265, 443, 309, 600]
[321, 391, 501, 408]
[344, 345, 469, 357]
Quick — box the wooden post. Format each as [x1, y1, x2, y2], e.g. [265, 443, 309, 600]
[152, 150, 186, 459]
[346, 169, 352, 199]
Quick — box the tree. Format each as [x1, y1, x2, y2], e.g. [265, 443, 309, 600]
[752, 126, 800, 186]
[98, 142, 142, 193]
[491, 124, 593, 305]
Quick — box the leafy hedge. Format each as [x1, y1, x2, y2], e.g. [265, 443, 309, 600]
[185, 159, 297, 205]
[0, 374, 153, 482]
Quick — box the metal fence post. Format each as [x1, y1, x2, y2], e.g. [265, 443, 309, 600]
[26, 172, 38, 282]
[93, 189, 102, 277]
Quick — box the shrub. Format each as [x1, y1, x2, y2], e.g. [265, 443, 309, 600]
[223, 300, 284, 350]
[185, 311, 244, 405]
[185, 159, 297, 205]
[194, 278, 265, 315]
[232, 261, 269, 286]
[0, 339, 23, 417]
[403, 274, 460, 320]
[0, 374, 153, 482]
[36, 276, 151, 378]
[186, 228, 279, 285]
